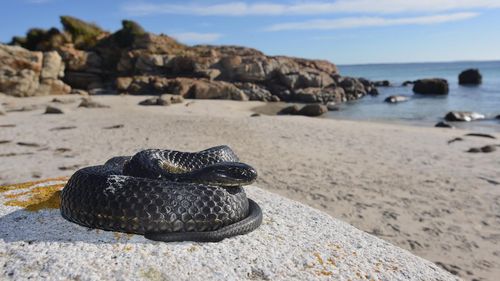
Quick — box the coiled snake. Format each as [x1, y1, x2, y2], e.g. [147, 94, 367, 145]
[60, 146, 262, 242]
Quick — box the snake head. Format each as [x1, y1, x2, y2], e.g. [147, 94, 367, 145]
[186, 162, 257, 187]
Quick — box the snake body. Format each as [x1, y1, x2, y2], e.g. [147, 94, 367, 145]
[60, 146, 262, 242]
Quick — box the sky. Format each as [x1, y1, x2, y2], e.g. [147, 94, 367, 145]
[2, 0, 500, 64]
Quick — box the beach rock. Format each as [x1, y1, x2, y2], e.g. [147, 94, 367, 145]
[413, 79, 449, 95]
[44, 105, 64, 114]
[0, 181, 458, 281]
[458, 69, 482, 85]
[78, 98, 109, 108]
[0, 44, 42, 97]
[278, 105, 300, 115]
[496, 115, 500, 119]
[402, 80, 415, 86]
[235, 82, 273, 101]
[191, 80, 248, 101]
[326, 102, 339, 111]
[384, 95, 409, 103]
[444, 111, 485, 122]
[481, 145, 496, 153]
[374, 80, 391, 87]
[138, 97, 171, 106]
[40, 51, 64, 80]
[115, 77, 133, 91]
[169, 95, 184, 104]
[250, 113, 261, 117]
[37, 79, 71, 96]
[0, 105, 5, 116]
[297, 104, 328, 117]
[70, 89, 89, 96]
[435, 121, 453, 128]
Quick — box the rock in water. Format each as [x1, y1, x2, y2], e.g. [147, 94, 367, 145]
[384, 95, 409, 103]
[326, 102, 339, 111]
[374, 80, 390, 87]
[445, 111, 485, 122]
[413, 79, 449, 95]
[44, 105, 64, 114]
[297, 104, 328, 117]
[458, 69, 482, 85]
[435, 121, 453, 128]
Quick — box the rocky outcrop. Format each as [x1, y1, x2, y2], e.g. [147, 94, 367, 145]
[384, 95, 409, 103]
[0, 45, 70, 97]
[413, 79, 449, 95]
[374, 80, 390, 87]
[458, 69, 482, 85]
[3, 16, 379, 103]
[444, 111, 485, 122]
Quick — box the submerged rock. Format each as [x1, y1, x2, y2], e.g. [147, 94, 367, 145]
[458, 69, 482, 85]
[444, 111, 485, 122]
[413, 79, 449, 95]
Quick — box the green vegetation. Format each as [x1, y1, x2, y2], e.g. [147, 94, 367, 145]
[112, 20, 146, 48]
[60, 15, 104, 49]
[10, 27, 69, 51]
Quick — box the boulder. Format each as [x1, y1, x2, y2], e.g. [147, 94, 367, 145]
[0, 44, 42, 97]
[384, 95, 409, 103]
[278, 105, 300, 115]
[0, 181, 458, 281]
[78, 98, 109, 108]
[138, 97, 171, 106]
[444, 111, 485, 122]
[458, 69, 482, 85]
[37, 79, 71, 96]
[44, 105, 64, 114]
[402, 80, 414, 86]
[412, 79, 449, 95]
[374, 80, 390, 87]
[435, 121, 453, 128]
[115, 77, 133, 91]
[326, 102, 340, 111]
[190, 80, 248, 101]
[496, 115, 500, 119]
[235, 82, 273, 101]
[40, 51, 64, 80]
[169, 95, 184, 104]
[297, 104, 328, 117]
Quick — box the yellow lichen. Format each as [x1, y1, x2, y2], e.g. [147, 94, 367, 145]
[0, 178, 68, 211]
[4, 184, 64, 211]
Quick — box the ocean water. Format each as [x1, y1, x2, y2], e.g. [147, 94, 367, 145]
[330, 61, 500, 132]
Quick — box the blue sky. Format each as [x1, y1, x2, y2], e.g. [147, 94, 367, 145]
[2, 0, 500, 64]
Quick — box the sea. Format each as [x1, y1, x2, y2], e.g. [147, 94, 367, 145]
[331, 61, 500, 133]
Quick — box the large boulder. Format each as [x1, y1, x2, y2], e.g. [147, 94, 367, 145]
[444, 111, 485, 122]
[413, 79, 449, 95]
[458, 69, 482, 85]
[0, 45, 42, 97]
[0, 44, 70, 96]
[297, 104, 328, 117]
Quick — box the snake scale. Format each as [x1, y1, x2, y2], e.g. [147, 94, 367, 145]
[60, 145, 262, 242]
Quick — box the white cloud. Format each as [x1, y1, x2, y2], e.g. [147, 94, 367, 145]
[122, 0, 500, 16]
[267, 12, 479, 31]
[171, 32, 222, 43]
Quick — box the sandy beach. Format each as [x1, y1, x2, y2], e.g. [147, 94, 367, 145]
[1, 94, 499, 280]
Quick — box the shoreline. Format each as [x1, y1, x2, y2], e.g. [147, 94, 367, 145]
[1, 95, 499, 280]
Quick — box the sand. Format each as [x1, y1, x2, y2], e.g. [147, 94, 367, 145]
[0, 94, 499, 280]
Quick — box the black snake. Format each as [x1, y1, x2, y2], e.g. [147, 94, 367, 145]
[60, 146, 262, 242]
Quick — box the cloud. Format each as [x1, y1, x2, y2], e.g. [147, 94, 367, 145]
[122, 0, 500, 16]
[266, 12, 479, 31]
[171, 32, 222, 43]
